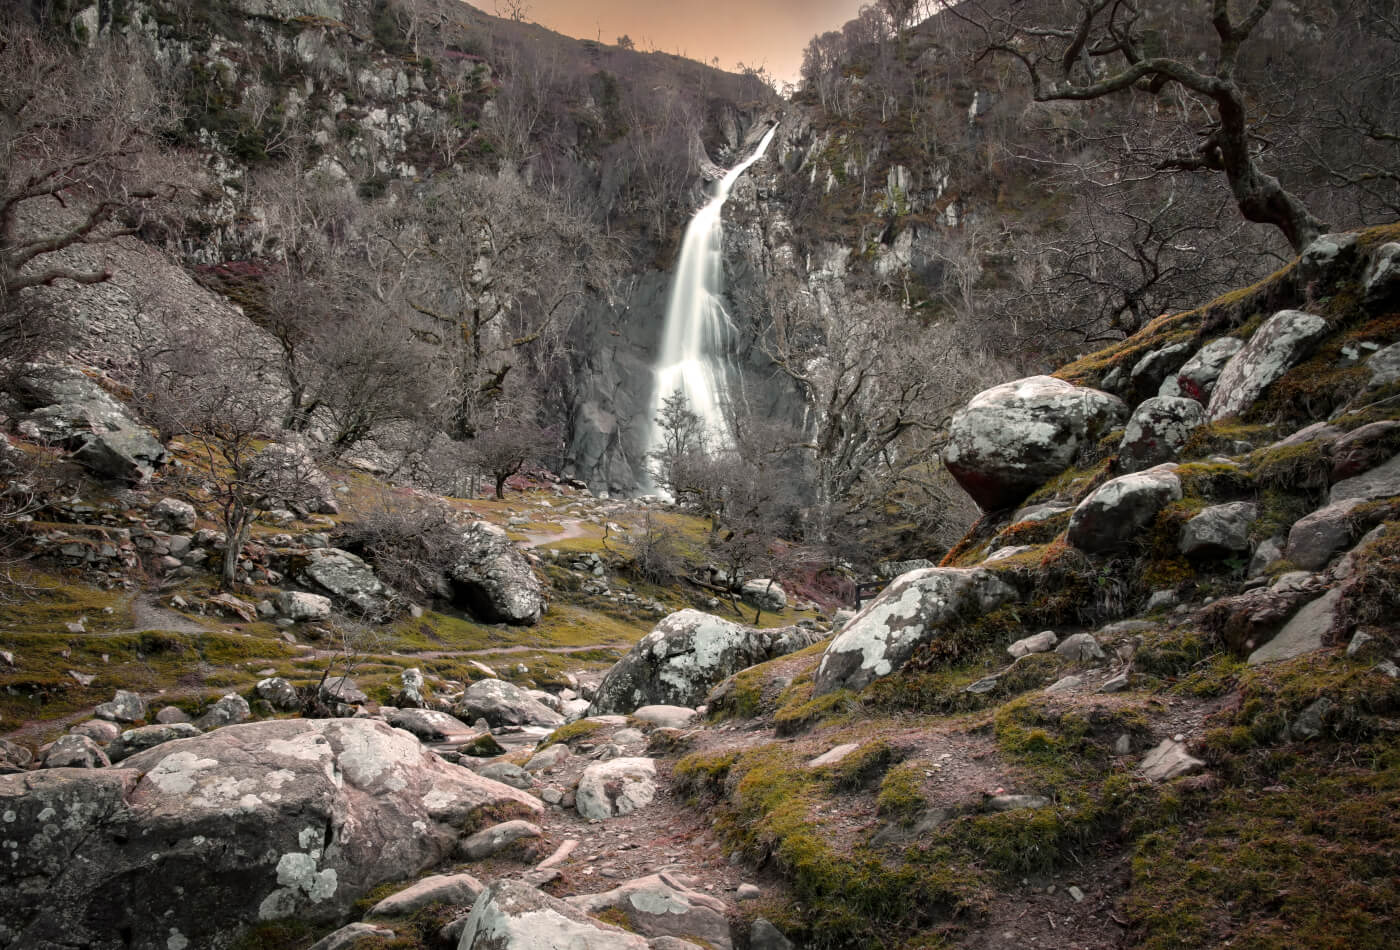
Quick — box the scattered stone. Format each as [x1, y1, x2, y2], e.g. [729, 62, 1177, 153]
[576, 757, 657, 820]
[1098, 673, 1131, 693]
[591, 610, 821, 713]
[94, 689, 146, 723]
[1068, 886, 1085, 903]
[478, 762, 533, 790]
[154, 706, 191, 725]
[459, 820, 544, 860]
[369, 872, 485, 917]
[736, 884, 762, 901]
[275, 590, 333, 621]
[68, 670, 96, 687]
[384, 708, 478, 744]
[1249, 537, 1286, 577]
[1068, 464, 1182, 553]
[1207, 310, 1330, 421]
[1146, 589, 1179, 611]
[1290, 697, 1334, 740]
[1008, 630, 1058, 658]
[395, 667, 426, 708]
[1045, 675, 1083, 694]
[1346, 631, 1376, 657]
[106, 722, 203, 762]
[567, 872, 733, 949]
[1287, 498, 1365, 570]
[985, 794, 1051, 812]
[194, 693, 251, 731]
[1179, 502, 1258, 556]
[808, 743, 860, 768]
[0, 739, 32, 771]
[41, 734, 110, 769]
[307, 923, 398, 950]
[740, 578, 787, 612]
[814, 568, 1015, 695]
[524, 743, 572, 773]
[255, 677, 302, 711]
[321, 675, 368, 706]
[630, 705, 696, 729]
[1248, 588, 1346, 666]
[1118, 396, 1208, 472]
[69, 720, 121, 744]
[1140, 738, 1205, 782]
[943, 375, 1126, 511]
[964, 674, 1000, 694]
[456, 678, 563, 728]
[151, 497, 197, 531]
[1055, 633, 1106, 663]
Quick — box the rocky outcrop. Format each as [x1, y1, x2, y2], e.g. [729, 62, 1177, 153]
[459, 879, 696, 949]
[300, 548, 396, 616]
[567, 873, 732, 949]
[1159, 336, 1245, 401]
[590, 610, 822, 714]
[448, 522, 546, 625]
[9, 363, 168, 482]
[814, 568, 1016, 695]
[0, 719, 540, 950]
[1207, 310, 1330, 421]
[943, 376, 1126, 511]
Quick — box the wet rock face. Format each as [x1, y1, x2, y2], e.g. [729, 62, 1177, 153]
[0, 719, 541, 950]
[813, 568, 1017, 695]
[448, 522, 546, 625]
[943, 376, 1127, 512]
[589, 610, 822, 714]
[1207, 309, 1330, 421]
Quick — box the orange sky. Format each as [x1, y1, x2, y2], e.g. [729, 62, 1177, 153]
[491, 0, 870, 86]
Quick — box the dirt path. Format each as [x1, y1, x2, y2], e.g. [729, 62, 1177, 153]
[519, 520, 591, 550]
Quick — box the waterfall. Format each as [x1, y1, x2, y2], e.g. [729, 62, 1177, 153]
[648, 124, 779, 460]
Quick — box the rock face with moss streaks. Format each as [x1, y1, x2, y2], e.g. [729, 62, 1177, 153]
[943, 376, 1126, 512]
[1207, 310, 1330, 421]
[0, 719, 540, 950]
[813, 568, 1016, 695]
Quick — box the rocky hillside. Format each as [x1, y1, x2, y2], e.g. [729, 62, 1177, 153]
[2, 220, 1397, 949]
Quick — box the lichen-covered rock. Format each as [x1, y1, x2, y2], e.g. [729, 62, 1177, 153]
[1067, 465, 1182, 554]
[1159, 337, 1245, 401]
[395, 667, 426, 709]
[41, 734, 110, 769]
[300, 548, 395, 616]
[448, 521, 547, 625]
[566, 872, 732, 949]
[255, 677, 302, 711]
[1207, 310, 1330, 421]
[575, 758, 657, 820]
[1179, 502, 1258, 556]
[590, 610, 823, 714]
[1363, 242, 1400, 306]
[460, 879, 690, 949]
[456, 678, 564, 728]
[384, 708, 478, 744]
[94, 689, 147, 724]
[740, 579, 786, 612]
[0, 719, 541, 950]
[151, 497, 197, 531]
[943, 376, 1126, 511]
[1126, 341, 1193, 402]
[194, 693, 251, 731]
[813, 568, 1016, 695]
[1118, 396, 1208, 472]
[275, 590, 333, 621]
[106, 722, 204, 763]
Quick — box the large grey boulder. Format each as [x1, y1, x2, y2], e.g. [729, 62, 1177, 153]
[567, 873, 732, 949]
[1159, 337, 1245, 402]
[459, 879, 695, 949]
[1207, 310, 1330, 421]
[448, 521, 547, 625]
[300, 548, 395, 616]
[11, 363, 168, 482]
[0, 719, 540, 950]
[384, 708, 479, 744]
[106, 722, 204, 763]
[455, 678, 564, 728]
[1067, 465, 1182, 554]
[41, 734, 110, 769]
[1118, 397, 1208, 472]
[275, 590, 333, 621]
[740, 579, 787, 612]
[1248, 587, 1346, 665]
[576, 758, 657, 820]
[943, 376, 1126, 511]
[591, 610, 823, 714]
[1287, 498, 1365, 570]
[813, 568, 1016, 695]
[368, 871, 484, 917]
[1179, 502, 1258, 556]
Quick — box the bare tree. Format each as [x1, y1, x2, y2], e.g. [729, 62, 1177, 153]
[1, 18, 192, 326]
[954, 0, 1327, 252]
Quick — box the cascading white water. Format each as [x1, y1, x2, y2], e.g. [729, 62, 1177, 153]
[649, 124, 779, 456]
